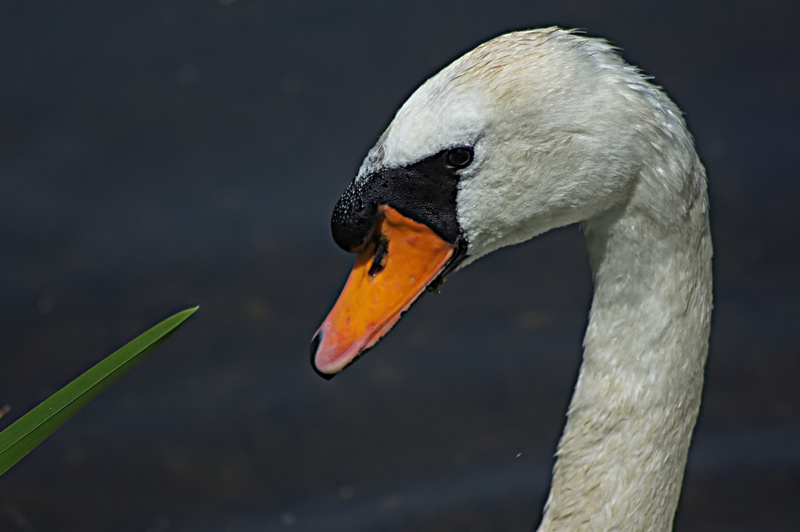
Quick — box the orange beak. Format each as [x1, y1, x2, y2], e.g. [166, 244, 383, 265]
[312, 205, 455, 377]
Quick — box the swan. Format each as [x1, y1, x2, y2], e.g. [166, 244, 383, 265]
[310, 28, 712, 530]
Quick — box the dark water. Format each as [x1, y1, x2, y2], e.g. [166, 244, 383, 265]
[1, 1, 799, 530]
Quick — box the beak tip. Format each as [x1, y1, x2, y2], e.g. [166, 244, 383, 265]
[310, 331, 336, 380]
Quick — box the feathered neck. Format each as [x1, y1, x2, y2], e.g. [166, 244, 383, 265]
[539, 118, 712, 530]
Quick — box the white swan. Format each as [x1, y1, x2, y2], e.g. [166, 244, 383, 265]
[311, 28, 712, 530]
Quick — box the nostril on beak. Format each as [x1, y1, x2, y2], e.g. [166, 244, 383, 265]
[310, 331, 335, 380]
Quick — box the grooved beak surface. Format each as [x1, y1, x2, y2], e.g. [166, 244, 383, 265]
[312, 206, 454, 377]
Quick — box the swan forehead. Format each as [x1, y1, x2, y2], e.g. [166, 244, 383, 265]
[358, 87, 486, 177]
[357, 28, 597, 177]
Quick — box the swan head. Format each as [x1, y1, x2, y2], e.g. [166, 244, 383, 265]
[312, 28, 670, 377]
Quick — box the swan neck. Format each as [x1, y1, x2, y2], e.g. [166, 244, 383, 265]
[539, 163, 713, 530]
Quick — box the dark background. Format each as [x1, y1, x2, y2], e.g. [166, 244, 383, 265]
[1, 1, 798, 530]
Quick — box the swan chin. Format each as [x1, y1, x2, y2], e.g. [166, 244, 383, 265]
[312, 206, 455, 377]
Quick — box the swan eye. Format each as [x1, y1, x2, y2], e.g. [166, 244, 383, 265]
[445, 147, 473, 169]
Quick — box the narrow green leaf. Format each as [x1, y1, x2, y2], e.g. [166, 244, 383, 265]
[0, 306, 198, 476]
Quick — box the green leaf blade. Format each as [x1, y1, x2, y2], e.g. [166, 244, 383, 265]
[0, 306, 198, 476]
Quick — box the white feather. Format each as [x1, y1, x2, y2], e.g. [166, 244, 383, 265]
[359, 28, 712, 530]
